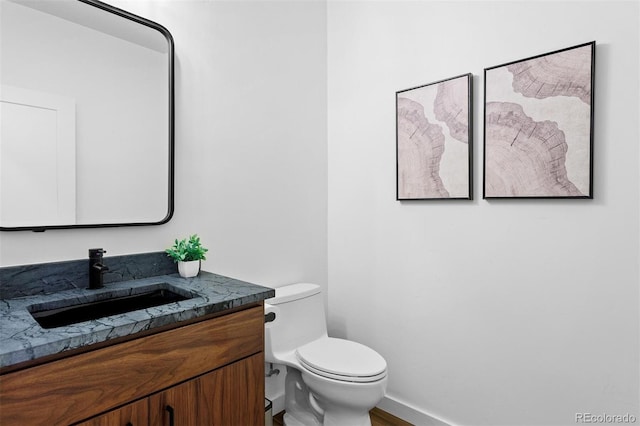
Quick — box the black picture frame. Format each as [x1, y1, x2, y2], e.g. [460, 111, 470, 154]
[483, 41, 595, 199]
[396, 73, 473, 200]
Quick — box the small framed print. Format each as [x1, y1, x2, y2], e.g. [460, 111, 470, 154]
[396, 73, 473, 200]
[484, 41, 595, 199]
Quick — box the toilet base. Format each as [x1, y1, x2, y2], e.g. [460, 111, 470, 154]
[284, 412, 320, 426]
[284, 367, 322, 426]
[299, 365, 386, 426]
[282, 365, 383, 426]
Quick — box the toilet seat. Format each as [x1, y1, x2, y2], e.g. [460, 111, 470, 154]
[295, 337, 387, 383]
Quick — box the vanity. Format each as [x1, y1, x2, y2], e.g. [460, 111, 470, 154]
[0, 253, 275, 426]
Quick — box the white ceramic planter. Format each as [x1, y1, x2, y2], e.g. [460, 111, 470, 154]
[178, 260, 200, 278]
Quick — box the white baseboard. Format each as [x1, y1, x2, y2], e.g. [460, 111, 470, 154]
[377, 395, 455, 426]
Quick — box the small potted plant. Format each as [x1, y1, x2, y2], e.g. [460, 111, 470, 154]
[165, 234, 209, 278]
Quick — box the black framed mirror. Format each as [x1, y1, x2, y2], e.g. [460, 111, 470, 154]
[0, 0, 174, 231]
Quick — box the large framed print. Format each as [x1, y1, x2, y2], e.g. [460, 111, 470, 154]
[483, 41, 595, 199]
[396, 73, 473, 200]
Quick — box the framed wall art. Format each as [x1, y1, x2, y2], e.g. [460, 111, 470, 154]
[396, 73, 473, 200]
[483, 41, 595, 199]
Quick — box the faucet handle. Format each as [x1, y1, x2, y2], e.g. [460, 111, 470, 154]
[89, 248, 107, 257]
[92, 263, 109, 271]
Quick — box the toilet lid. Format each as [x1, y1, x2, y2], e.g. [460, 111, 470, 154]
[295, 337, 387, 383]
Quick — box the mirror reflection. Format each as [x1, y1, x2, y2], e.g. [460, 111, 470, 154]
[0, 0, 173, 230]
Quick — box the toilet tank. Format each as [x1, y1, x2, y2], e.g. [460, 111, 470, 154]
[264, 283, 328, 363]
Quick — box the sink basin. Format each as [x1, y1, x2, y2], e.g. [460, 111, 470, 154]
[29, 285, 191, 329]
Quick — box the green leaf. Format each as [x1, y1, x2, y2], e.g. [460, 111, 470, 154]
[165, 234, 209, 263]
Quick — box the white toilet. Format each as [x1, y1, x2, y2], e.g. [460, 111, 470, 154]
[265, 283, 388, 426]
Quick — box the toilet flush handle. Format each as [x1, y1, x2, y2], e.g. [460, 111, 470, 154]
[264, 303, 278, 325]
[265, 311, 276, 323]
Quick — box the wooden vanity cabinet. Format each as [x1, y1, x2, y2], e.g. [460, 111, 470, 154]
[78, 354, 262, 426]
[148, 353, 263, 426]
[0, 304, 265, 426]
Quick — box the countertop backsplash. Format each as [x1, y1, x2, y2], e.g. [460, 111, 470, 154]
[0, 251, 176, 299]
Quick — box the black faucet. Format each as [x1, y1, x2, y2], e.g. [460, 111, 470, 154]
[89, 248, 109, 289]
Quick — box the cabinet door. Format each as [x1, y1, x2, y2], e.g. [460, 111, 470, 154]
[75, 398, 148, 426]
[149, 353, 263, 426]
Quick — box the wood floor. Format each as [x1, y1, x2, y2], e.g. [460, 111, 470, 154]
[370, 408, 413, 426]
[272, 408, 412, 426]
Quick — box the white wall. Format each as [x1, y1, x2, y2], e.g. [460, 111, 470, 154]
[0, 0, 328, 293]
[327, 1, 639, 426]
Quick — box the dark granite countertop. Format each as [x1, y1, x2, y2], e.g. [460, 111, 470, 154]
[0, 270, 274, 369]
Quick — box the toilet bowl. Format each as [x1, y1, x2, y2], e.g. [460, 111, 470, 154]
[264, 283, 387, 426]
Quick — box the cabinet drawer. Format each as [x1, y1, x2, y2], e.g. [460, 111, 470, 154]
[0, 305, 264, 426]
